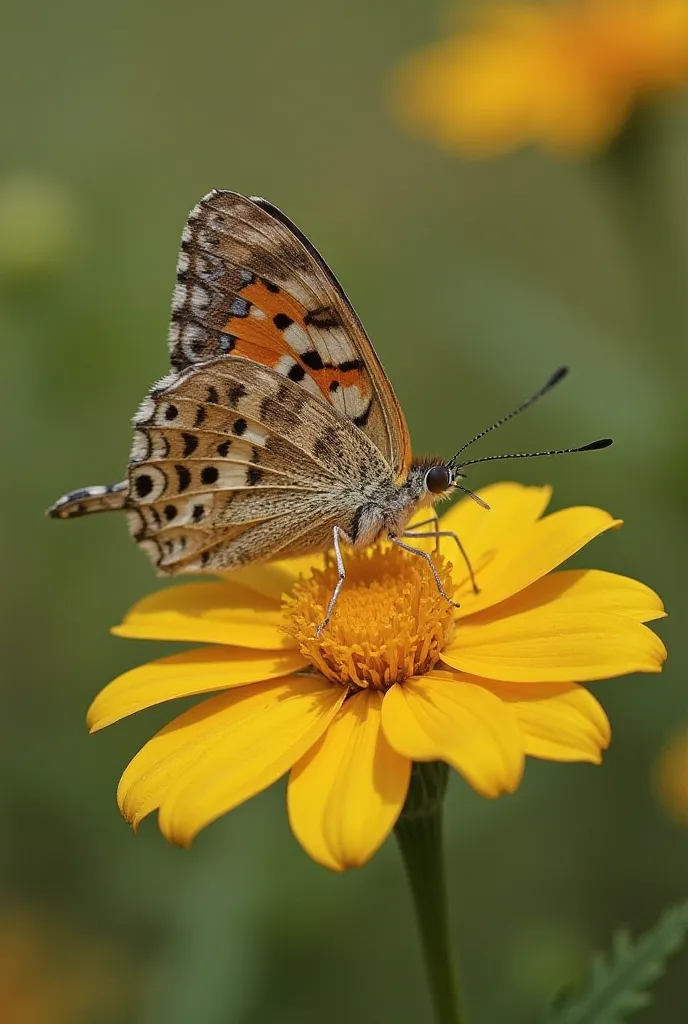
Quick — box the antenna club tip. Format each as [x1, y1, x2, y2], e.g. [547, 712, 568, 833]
[583, 437, 613, 451]
[550, 366, 569, 385]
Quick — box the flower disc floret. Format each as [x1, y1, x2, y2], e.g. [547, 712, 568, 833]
[283, 544, 455, 690]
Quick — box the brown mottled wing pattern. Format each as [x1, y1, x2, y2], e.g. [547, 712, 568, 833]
[168, 190, 412, 479]
[127, 356, 392, 573]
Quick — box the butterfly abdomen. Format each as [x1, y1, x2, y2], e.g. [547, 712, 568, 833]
[48, 482, 128, 520]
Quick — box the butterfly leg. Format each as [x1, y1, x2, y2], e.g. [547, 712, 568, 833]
[316, 525, 350, 637]
[406, 514, 442, 553]
[391, 537, 461, 609]
[402, 516, 480, 594]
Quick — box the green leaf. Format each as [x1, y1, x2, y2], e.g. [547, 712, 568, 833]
[544, 900, 688, 1024]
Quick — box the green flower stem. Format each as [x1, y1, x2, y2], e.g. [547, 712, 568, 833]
[394, 762, 466, 1024]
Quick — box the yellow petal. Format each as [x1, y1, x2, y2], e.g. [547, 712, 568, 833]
[88, 646, 308, 732]
[442, 608, 666, 682]
[486, 569, 666, 623]
[455, 507, 621, 616]
[442, 481, 551, 542]
[432, 483, 552, 591]
[218, 553, 326, 604]
[381, 671, 524, 797]
[287, 690, 410, 871]
[112, 582, 295, 650]
[118, 675, 344, 834]
[477, 678, 610, 763]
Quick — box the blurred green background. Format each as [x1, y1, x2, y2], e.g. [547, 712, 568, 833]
[1, 0, 685, 1021]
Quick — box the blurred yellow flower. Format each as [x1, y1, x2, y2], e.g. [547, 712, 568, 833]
[391, 0, 688, 155]
[654, 726, 688, 825]
[0, 910, 116, 1024]
[89, 484, 666, 871]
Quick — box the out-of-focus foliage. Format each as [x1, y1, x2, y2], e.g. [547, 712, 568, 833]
[0, 0, 684, 1021]
[545, 901, 688, 1024]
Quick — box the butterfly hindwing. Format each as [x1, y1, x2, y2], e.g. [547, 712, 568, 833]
[127, 357, 391, 573]
[169, 190, 412, 478]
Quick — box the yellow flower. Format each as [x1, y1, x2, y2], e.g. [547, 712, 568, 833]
[391, 0, 688, 156]
[89, 483, 666, 871]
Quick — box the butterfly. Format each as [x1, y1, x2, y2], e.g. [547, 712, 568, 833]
[48, 191, 611, 632]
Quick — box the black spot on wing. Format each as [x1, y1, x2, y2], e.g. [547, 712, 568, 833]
[302, 350, 325, 371]
[217, 439, 231, 457]
[233, 418, 248, 437]
[201, 466, 219, 485]
[182, 433, 198, 457]
[134, 474, 153, 499]
[194, 406, 207, 427]
[176, 465, 192, 492]
[227, 383, 247, 407]
[247, 467, 263, 486]
[287, 363, 306, 383]
[273, 313, 293, 330]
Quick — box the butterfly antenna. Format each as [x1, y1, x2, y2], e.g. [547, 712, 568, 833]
[458, 437, 613, 469]
[448, 366, 569, 468]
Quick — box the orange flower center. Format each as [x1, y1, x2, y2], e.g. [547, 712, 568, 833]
[282, 543, 456, 691]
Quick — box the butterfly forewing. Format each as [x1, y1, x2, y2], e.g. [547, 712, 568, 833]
[169, 190, 411, 478]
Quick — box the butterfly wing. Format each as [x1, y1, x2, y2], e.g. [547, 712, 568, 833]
[169, 190, 412, 479]
[128, 356, 392, 573]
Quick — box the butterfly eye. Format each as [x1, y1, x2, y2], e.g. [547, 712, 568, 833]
[425, 465, 452, 494]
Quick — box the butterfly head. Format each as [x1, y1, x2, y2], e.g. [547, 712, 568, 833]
[424, 464, 454, 495]
[406, 457, 489, 513]
[407, 457, 458, 504]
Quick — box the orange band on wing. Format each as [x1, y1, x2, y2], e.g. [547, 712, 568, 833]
[223, 279, 372, 405]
